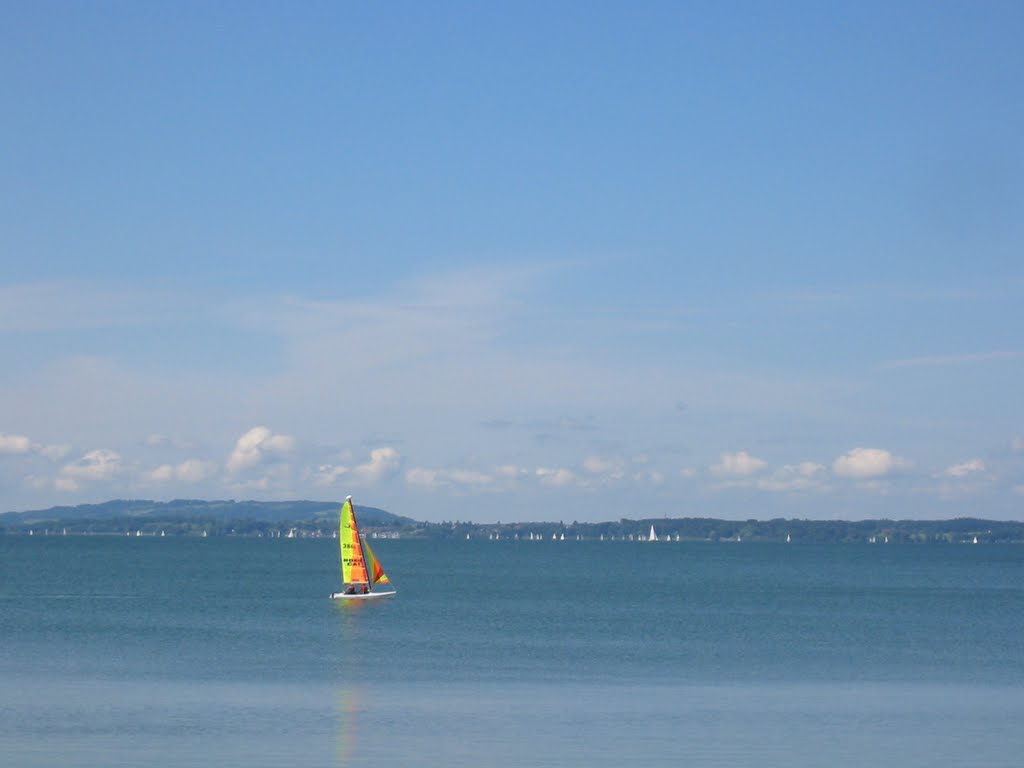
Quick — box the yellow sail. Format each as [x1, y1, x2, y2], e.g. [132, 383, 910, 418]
[339, 497, 369, 585]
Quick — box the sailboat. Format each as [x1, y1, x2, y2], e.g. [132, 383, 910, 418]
[330, 496, 396, 600]
[648, 525, 658, 542]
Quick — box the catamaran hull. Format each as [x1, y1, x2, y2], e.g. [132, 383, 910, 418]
[330, 591, 396, 600]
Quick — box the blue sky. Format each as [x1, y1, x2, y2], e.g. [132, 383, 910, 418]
[2, 1, 1022, 521]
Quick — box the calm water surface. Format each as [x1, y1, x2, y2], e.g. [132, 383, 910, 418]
[2, 537, 1022, 766]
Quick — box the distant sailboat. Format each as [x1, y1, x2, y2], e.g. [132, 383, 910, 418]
[330, 497, 395, 601]
[648, 525, 657, 542]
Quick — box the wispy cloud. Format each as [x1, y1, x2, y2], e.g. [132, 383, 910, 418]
[944, 459, 986, 478]
[313, 447, 403, 489]
[757, 462, 826, 492]
[406, 466, 495, 493]
[1, 266, 1020, 520]
[582, 455, 627, 479]
[881, 350, 1020, 369]
[144, 459, 216, 485]
[57, 449, 123, 492]
[535, 467, 578, 488]
[0, 279, 190, 333]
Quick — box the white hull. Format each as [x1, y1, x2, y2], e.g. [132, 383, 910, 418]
[330, 590, 396, 601]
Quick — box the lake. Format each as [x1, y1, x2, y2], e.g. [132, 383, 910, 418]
[2, 536, 1022, 766]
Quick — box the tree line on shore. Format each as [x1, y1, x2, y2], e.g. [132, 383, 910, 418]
[2, 499, 1022, 543]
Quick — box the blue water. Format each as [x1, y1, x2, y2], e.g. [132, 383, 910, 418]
[2, 537, 1023, 766]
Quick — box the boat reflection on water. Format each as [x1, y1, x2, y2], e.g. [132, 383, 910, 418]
[331, 578, 371, 765]
[334, 685, 361, 766]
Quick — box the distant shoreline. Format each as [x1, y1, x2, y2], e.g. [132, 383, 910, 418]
[3, 498, 1023, 544]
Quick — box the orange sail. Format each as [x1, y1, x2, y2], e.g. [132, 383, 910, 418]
[363, 536, 390, 585]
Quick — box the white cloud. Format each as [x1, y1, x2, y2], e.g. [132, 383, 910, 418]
[758, 462, 826, 492]
[833, 447, 910, 479]
[313, 463, 350, 487]
[351, 447, 401, 485]
[405, 467, 439, 489]
[680, 467, 697, 478]
[633, 468, 665, 485]
[1012, 437, 1024, 454]
[60, 448, 122, 482]
[582, 454, 664, 487]
[446, 468, 493, 486]
[177, 459, 214, 483]
[146, 464, 174, 483]
[944, 459, 986, 478]
[582, 455, 627, 479]
[0, 434, 71, 461]
[54, 476, 79, 493]
[711, 451, 767, 477]
[0, 433, 32, 454]
[226, 426, 295, 473]
[144, 459, 216, 484]
[496, 464, 527, 478]
[299, 448, 403, 489]
[536, 467, 577, 487]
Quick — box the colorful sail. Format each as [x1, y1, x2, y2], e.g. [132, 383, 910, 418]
[339, 497, 369, 585]
[332, 495, 395, 599]
[363, 536, 390, 585]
